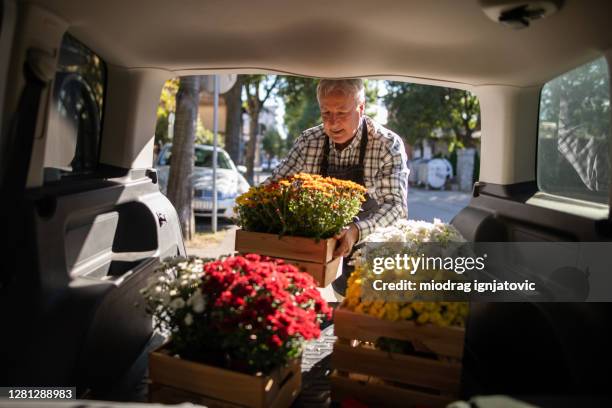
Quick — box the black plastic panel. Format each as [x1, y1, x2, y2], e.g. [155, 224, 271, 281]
[0, 168, 185, 393]
[453, 182, 612, 398]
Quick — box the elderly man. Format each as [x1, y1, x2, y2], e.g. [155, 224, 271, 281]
[269, 78, 409, 295]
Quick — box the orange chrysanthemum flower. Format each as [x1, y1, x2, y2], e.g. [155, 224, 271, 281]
[235, 173, 367, 239]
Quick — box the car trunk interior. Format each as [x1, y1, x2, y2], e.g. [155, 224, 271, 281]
[1, 0, 612, 402]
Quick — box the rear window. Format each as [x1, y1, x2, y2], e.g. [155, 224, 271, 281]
[159, 147, 234, 170]
[43, 33, 106, 182]
[537, 57, 610, 204]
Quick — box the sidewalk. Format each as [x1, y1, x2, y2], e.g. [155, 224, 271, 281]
[407, 188, 472, 223]
[187, 225, 238, 259]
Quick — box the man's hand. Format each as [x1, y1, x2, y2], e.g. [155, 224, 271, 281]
[333, 223, 360, 258]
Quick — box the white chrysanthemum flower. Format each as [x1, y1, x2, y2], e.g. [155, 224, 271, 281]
[190, 291, 205, 313]
[356, 218, 466, 266]
[169, 297, 185, 310]
[184, 313, 193, 326]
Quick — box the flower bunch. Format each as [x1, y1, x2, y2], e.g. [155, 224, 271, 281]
[364, 218, 466, 246]
[235, 173, 366, 239]
[344, 267, 469, 327]
[345, 218, 469, 327]
[141, 254, 332, 373]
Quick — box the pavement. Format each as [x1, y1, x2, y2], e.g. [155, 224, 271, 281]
[407, 187, 473, 223]
[188, 220, 238, 259]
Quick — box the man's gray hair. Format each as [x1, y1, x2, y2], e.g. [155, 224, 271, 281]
[317, 79, 366, 105]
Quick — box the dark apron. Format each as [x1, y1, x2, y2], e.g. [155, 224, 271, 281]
[320, 119, 379, 284]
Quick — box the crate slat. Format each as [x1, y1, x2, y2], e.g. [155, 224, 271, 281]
[334, 308, 464, 359]
[235, 230, 342, 287]
[149, 344, 300, 408]
[149, 383, 243, 408]
[331, 307, 466, 407]
[332, 340, 461, 393]
[330, 371, 455, 408]
[235, 230, 336, 264]
[291, 256, 342, 287]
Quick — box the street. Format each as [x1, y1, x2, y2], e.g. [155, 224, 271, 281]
[407, 188, 472, 223]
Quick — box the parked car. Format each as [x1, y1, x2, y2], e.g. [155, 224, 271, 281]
[156, 143, 250, 219]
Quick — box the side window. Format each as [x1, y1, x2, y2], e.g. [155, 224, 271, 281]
[44, 33, 106, 181]
[161, 147, 233, 169]
[537, 57, 610, 204]
[219, 152, 234, 170]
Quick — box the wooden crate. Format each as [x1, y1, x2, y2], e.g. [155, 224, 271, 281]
[331, 307, 465, 408]
[234, 229, 341, 287]
[149, 343, 301, 408]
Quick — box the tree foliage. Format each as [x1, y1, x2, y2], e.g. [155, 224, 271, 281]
[538, 57, 610, 201]
[384, 82, 480, 149]
[539, 57, 609, 140]
[262, 129, 285, 166]
[155, 78, 180, 145]
[278, 76, 379, 147]
[363, 79, 380, 118]
[277, 76, 319, 146]
[195, 118, 224, 147]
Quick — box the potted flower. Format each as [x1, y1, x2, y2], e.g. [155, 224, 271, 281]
[331, 219, 469, 407]
[142, 254, 332, 408]
[234, 173, 366, 286]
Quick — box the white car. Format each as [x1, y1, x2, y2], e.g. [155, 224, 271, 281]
[156, 144, 250, 219]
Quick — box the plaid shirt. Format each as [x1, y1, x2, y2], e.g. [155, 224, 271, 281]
[269, 116, 409, 242]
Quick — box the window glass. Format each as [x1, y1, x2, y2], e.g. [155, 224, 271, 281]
[159, 147, 233, 170]
[44, 33, 106, 181]
[537, 57, 610, 204]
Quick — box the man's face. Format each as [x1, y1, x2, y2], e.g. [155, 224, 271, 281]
[319, 90, 365, 144]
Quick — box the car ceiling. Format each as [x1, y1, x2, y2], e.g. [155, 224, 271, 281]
[25, 0, 612, 87]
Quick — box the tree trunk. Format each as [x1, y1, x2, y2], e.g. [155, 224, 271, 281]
[167, 76, 200, 241]
[245, 110, 259, 184]
[242, 75, 279, 184]
[224, 76, 243, 164]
